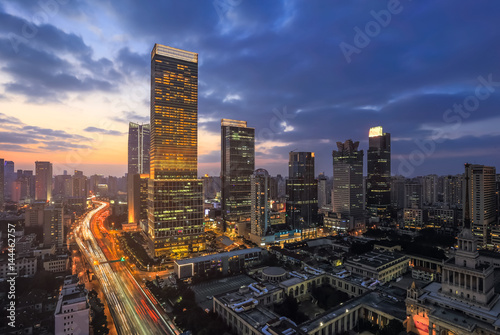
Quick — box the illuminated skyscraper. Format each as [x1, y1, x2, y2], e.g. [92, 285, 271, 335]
[221, 119, 255, 233]
[35, 161, 52, 202]
[286, 152, 318, 229]
[332, 140, 364, 218]
[127, 122, 150, 225]
[147, 44, 204, 258]
[366, 126, 391, 220]
[464, 164, 496, 246]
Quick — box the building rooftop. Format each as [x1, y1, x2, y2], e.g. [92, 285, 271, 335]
[262, 267, 287, 277]
[345, 250, 407, 270]
[175, 248, 262, 265]
[300, 291, 407, 332]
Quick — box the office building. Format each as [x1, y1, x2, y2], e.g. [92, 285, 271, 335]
[128, 122, 150, 225]
[332, 140, 364, 219]
[317, 173, 328, 209]
[286, 152, 318, 230]
[128, 122, 150, 175]
[464, 164, 497, 246]
[72, 170, 87, 198]
[221, 119, 255, 234]
[404, 182, 423, 209]
[390, 175, 406, 210]
[366, 126, 391, 219]
[251, 169, 271, 237]
[35, 161, 53, 202]
[147, 44, 204, 258]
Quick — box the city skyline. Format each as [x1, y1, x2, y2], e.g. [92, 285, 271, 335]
[1, 2, 500, 177]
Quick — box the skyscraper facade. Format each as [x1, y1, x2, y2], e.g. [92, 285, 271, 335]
[317, 173, 328, 209]
[286, 152, 318, 230]
[366, 126, 391, 219]
[251, 169, 270, 237]
[35, 161, 52, 202]
[147, 44, 204, 258]
[128, 122, 150, 225]
[128, 122, 150, 175]
[464, 163, 497, 246]
[332, 140, 364, 219]
[221, 119, 255, 234]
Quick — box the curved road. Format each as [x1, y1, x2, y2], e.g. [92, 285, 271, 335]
[74, 200, 179, 335]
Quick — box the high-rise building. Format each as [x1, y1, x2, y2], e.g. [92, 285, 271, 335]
[72, 170, 87, 198]
[404, 182, 423, 209]
[128, 122, 151, 175]
[366, 126, 391, 219]
[286, 152, 318, 230]
[421, 174, 438, 205]
[332, 140, 364, 219]
[54, 275, 89, 335]
[221, 119, 255, 234]
[464, 164, 497, 246]
[147, 44, 204, 258]
[4, 160, 14, 201]
[35, 161, 53, 202]
[43, 205, 65, 248]
[251, 169, 270, 237]
[390, 175, 406, 210]
[317, 173, 328, 209]
[0, 158, 4, 208]
[128, 173, 149, 226]
[443, 174, 463, 207]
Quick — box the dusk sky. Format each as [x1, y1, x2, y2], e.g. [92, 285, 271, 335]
[1, 0, 499, 177]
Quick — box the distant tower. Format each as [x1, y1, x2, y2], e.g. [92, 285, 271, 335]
[286, 152, 318, 230]
[0, 158, 4, 208]
[147, 44, 204, 258]
[35, 161, 53, 202]
[317, 174, 328, 209]
[128, 122, 150, 175]
[251, 169, 271, 237]
[366, 126, 391, 220]
[221, 119, 255, 234]
[127, 122, 150, 225]
[464, 163, 496, 246]
[332, 140, 364, 218]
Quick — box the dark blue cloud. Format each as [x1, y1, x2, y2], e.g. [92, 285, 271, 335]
[84, 127, 124, 136]
[2, 0, 500, 175]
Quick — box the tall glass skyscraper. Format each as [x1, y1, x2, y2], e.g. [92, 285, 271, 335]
[366, 126, 391, 220]
[147, 44, 204, 258]
[332, 140, 364, 218]
[221, 119, 255, 233]
[128, 122, 150, 175]
[127, 122, 150, 225]
[286, 152, 318, 230]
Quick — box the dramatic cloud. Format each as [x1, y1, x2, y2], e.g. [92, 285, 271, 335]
[1, 1, 500, 175]
[84, 127, 124, 136]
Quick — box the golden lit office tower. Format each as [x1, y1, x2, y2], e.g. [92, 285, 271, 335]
[147, 44, 204, 258]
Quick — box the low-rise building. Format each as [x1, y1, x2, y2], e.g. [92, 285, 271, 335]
[0, 256, 37, 280]
[43, 255, 70, 273]
[54, 275, 89, 335]
[344, 250, 408, 283]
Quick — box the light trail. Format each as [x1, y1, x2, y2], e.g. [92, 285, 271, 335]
[74, 200, 179, 335]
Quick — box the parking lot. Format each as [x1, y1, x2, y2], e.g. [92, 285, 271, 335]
[191, 274, 256, 310]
